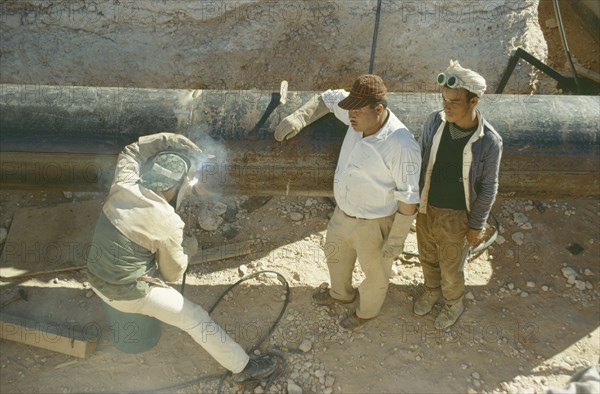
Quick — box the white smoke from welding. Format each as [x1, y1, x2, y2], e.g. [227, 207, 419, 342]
[187, 126, 228, 198]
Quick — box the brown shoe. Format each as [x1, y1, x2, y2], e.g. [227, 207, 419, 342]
[338, 312, 371, 331]
[414, 287, 441, 316]
[434, 300, 465, 330]
[312, 288, 356, 305]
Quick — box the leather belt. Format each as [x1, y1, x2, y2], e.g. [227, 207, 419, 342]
[339, 208, 395, 220]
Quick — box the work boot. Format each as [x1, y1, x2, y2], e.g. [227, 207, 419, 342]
[312, 288, 356, 305]
[338, 312, 371, 331]
[434, 299, 464, 330]
[413, 287, 441, 316]
[232, 354, 278, 383]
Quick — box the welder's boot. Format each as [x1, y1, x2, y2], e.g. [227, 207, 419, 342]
[232, 354, 278, 383]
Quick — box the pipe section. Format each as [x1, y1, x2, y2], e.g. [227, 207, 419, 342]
[1, 84, 598, 198]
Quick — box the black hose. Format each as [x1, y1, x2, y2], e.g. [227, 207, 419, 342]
[208, 270, 290, 353]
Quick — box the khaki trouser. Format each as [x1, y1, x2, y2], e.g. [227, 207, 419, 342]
[416, 205, 469, 304]
[324, 207, 395, 319]
[92, 285, 249, 373]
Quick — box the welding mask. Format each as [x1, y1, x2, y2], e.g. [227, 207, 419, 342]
[139, 150, 196, 210]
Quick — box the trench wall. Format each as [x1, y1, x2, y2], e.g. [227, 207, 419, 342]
[0, 0, 547, 93]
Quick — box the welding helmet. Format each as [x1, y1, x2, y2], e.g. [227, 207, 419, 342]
[139, 150, 196, 209]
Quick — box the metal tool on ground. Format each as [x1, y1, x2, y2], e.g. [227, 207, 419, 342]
[0, 289, 28, 308]
[249, 80, 288, 135]
[272, 345, 303, 354]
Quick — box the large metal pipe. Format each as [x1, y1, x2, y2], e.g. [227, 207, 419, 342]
[1, 84, 598, 198]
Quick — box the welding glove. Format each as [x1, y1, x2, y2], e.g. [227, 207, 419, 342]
[182, 235, 199, 257]
[382, 212, 417, 260]
[274, 95, 330, 141]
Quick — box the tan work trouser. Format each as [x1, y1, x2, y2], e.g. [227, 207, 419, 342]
[416, 205, 469, 304]
[324, 207, 395, 319]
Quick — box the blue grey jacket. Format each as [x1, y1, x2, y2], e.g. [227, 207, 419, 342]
[418, 110, 503, 230]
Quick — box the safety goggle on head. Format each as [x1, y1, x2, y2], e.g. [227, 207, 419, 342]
[437, 72, 464, 88]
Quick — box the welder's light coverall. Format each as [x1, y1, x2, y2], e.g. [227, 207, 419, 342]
[87, 132, 249, 373]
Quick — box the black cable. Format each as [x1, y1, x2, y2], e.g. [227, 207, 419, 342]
[368, 0, 383, 74]
[179, 267, 188, 294]
[208, 270, 290, 353]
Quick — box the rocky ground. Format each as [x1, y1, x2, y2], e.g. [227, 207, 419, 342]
[0, 191, 598, 394]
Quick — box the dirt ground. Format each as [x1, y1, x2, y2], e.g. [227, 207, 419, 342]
[0, 2, 598, 393]
[536, 0, 600, 93]
[538, 0, 599, 73]
[0, 190, 598, 394]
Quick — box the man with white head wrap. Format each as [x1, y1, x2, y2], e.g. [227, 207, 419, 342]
[414, 61, 503, 329]
[437, 59, 487, 98]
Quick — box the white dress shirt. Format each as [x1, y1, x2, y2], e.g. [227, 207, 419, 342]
[321, 89, 421, 219]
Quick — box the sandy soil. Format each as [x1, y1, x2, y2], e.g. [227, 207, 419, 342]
[538, 0, 599, 73]
[0, 190, 598, 394]
[536, 0, 600, 94]
[0, 3, 598, 393]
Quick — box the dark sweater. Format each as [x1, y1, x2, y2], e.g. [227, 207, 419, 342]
[428, 124, 474, 210]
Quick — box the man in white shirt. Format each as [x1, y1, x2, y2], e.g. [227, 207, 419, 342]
[274, 75, 421, 330]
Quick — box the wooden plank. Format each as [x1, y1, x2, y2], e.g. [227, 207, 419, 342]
[0, 199, 103, 278]
[0, 265, 86, 279]
[0, 312, 97, 359]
